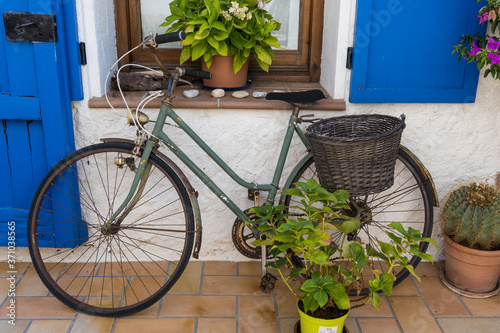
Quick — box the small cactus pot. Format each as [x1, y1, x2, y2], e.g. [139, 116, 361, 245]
[441, 183, 500, 295]
[444, 235, 500, 294]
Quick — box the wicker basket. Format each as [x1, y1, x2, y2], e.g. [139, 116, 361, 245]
[305, 114, 405, 196]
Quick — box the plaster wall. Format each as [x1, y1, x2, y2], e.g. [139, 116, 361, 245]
[72, 0, 500, 261]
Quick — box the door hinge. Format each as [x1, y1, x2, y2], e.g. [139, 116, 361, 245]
[346, 47, 353, 69]
[79, 42, 87, 65]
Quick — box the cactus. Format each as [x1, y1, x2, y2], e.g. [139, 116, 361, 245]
[442, 183, 500, 250]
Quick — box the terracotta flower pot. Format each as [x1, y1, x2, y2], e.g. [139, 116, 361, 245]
[201, 55, 249, 88]
[444, 235, 500, 293]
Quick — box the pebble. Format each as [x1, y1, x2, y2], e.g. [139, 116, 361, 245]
[183, 89, 199, 98]
[252, 91, 267, 98]
[212, 88, 225, 98]
[232, 91, 249, 99]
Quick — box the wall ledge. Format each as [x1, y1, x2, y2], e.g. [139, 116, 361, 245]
[89, 82, 346, 111]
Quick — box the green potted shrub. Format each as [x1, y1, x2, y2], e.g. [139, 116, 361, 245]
[441, 182, 500, 296]
[162, 0, 281, 87]
[248, 179, 437, 333]
[453, 0, 500, 79]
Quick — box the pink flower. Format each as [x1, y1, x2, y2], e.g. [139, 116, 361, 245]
[478, 12, 489, 24]
[488, 52, 500, 65]
[488, 37, 500, 50]
[470, 41, 481, 56]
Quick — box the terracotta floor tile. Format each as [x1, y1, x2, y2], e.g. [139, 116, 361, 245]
[239, 296, 278, 333]
[0, 319, 30, 333]
[169, 261, 203, 295]
[127, 302, 160, 318]
[416, 277, 469, 317]
[279, 318, 299, 332]
[197, 318, 237, 333]
[390, 296, 441, 333]
[125, 276, 164, 303]
[344, 318, 360, 333]
[114, 318, 195, 333]
[26, 319, 72, 333]
[414, 262, 440, 276]
[460, 295, 500, 317]
[204, 261, 237, 275]
[15, 266, 50, 297]
[275, 278, 301, 317]
[0, 296, 76, 319]
[437, 317, 500, 333]
[70, 313, 114, 333]
[0, 262, 30, 277]
[159, 295, 236, 317]
[392, 277, 418, 295]
[349, 296, 393, 318]
[56, 276, 126, 296]
[202, 276, 263, 295]
[97, 261, 170, 277]
[357, 318, 401, 333]
[238, 261, 261, 276]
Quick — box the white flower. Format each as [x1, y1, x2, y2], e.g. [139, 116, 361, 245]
[258, 0, 265, 8]
[246, 12, 252, 20]
[221, 10, 232, 20]
[231, 1, 239, 9]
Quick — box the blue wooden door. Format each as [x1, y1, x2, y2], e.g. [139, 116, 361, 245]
[350, 0, 487, 103]
[0, 0, 83, 246]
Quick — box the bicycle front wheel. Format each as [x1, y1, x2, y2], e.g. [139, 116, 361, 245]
[28, 142, 195, 316]
[285, 148, 434, 295]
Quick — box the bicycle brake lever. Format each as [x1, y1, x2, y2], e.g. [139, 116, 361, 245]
[178, 78, 194, 88]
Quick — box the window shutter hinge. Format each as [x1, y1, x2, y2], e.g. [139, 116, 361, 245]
[79, 42, 87, 66]
[346, 47, 353, 69]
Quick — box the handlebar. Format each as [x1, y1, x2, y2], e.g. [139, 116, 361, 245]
[154, 31, 186, 45]
[183, 68, 212, 80]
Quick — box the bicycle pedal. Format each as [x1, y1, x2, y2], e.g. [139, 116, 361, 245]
[259, 272, 277, 294]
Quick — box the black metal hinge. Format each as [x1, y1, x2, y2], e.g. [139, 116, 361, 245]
[79, 42, 87, 65]
[346, 47, 353, 69]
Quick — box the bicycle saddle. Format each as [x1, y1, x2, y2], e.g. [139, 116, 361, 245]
[266, 89, 326, 105]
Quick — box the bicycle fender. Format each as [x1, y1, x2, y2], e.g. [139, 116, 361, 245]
[279, 153, 314, 205]
[399, 145, 439, 207]
[100, 138, 203, 258]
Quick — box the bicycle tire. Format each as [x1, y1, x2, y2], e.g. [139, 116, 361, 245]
[284, 147, 434, 295]
[28, 142, 195, 316]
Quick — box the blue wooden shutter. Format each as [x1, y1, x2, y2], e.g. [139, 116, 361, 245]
[350, 0, 487, 103]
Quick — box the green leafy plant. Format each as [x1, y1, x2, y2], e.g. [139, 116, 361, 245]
[453, 0, 500, 79]
[162, 0, 281, 73]
[248, 179, 437, 317]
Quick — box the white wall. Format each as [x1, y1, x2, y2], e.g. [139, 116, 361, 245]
[72, 0, 500, 261]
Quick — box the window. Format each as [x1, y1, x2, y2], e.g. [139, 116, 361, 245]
[114, 0, 324, 82]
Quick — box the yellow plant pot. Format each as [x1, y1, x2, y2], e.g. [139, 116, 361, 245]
[297, 301, 349, 333]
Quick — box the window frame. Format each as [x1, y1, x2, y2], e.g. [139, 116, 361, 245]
[114, 0, 324, 82]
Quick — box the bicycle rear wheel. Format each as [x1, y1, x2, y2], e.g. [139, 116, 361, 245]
[285, 147, 434, 295]
[28, 142, 195, 316]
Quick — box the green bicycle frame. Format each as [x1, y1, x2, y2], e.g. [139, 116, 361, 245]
[108, 101, 311, 227]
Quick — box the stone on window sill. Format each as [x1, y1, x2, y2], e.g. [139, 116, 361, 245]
[89, 82, 346, 111]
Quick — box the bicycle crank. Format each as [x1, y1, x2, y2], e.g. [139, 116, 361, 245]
[231, 209, 271, 259]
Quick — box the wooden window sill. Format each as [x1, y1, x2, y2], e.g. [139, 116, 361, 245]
[89, 82, 346, 111]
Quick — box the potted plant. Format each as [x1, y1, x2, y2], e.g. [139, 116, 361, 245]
[441, 182, 500, 297]
[248, 179, 437, 333]
[161, 0, 281, 88]
[453, 0, 500, 79]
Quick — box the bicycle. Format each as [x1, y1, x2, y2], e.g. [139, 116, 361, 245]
[27, 32, 438, 317]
